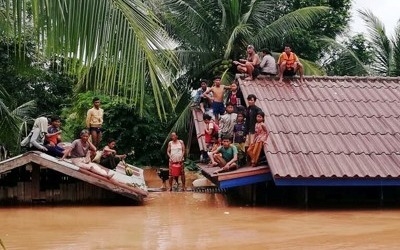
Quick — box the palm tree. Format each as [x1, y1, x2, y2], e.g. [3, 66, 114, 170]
[359, 9, 400, 76]
[0, 87, 36, 154]
[153, 0, 329, 81]
[1, 0, 180, 118]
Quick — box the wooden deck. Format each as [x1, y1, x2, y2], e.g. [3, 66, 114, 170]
[0, 151, 148, 202]
[198, 163, 272, 189]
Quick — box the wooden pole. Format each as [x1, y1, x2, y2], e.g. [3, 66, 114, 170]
[31, 164, 40, 200]
[186, 113, 194, 157]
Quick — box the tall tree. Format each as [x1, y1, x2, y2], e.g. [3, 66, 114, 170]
[276, 0, 352, 62]
[359, 10, 400, 76]
[1, 0, 180, 117]
[154, 0, 329, 83]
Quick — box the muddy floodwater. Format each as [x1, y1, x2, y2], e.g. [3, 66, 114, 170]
[1, 169, 400, 249]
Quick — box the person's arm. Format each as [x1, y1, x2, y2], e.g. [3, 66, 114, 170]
[103, 146, 116, 154]
[85, 109, 92, 128]
[251, 54, 260, 66]
[61, 142, 74, 160]
[180, 140, 185, 161]
[205, 122, 214, 135]
[277, 53, 283, 65]
[203, 87, 212, 97]
[225, 147, 238, 168]
[88, 140, 97, 152]
[167, 141, 172, 160]
[293, 53, 300, 63]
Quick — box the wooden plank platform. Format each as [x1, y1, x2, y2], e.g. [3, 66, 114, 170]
[198, 163, 272, 189]
[0, 151, 148, 202]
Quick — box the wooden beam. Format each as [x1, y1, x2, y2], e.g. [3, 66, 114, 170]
[31, 164, 40, 200]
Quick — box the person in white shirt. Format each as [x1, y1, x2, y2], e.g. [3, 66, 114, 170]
[259, 49, 277, 76]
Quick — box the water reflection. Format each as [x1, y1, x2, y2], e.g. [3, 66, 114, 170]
[0, 169, 400, 249]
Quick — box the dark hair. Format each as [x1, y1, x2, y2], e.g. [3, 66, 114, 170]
[50, 115, 61, 122]
[226, 102, 234, 107]
[200, 79, 208, 84]
[203, 114, 212, 121]
[261, 48, 272, 55]
[237, 112, 244, 117]
[221, 135, 232, 141]
[213, 76, 221, 80]
[107, 138, 116, 144]
[247, 94, 257, 101]
[257, 111, 265, 118]
[92, 97, 100, 103]
[284, 44, 292, 49]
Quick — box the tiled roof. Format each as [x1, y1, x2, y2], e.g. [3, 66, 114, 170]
[239, 76, 400, 179]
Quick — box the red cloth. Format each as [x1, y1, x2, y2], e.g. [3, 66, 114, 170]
[170, 162, 183, 177]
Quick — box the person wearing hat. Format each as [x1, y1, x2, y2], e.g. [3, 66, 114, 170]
[233, 45, 261, 80]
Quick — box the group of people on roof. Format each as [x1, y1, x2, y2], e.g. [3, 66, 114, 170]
[193, 76, 269, 175]
[21, 97, 126, 179]
[233, 44, 304, 82]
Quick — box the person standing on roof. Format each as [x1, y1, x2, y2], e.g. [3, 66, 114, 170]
[233, 45, 261, 80]
[203, 76, 229, 123]
[244, 94, 262, 146]
[277, 44, 304, 83]
[247, 111, 269, 167]
[86, 97, 104, 148]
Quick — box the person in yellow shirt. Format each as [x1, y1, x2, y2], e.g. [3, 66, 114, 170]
[277, 44, 304, 83]
[86, 97, 104, 148]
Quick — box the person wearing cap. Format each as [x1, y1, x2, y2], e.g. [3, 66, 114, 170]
[277, 44, 304, 83]
[233, 45, 261, 80]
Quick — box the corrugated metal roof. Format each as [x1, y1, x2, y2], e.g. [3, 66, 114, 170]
[239, 76, 400, 179]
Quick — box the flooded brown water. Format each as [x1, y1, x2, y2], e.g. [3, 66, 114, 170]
[1, 169, 400, 249]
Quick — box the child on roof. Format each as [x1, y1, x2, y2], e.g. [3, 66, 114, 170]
[44, 115, 65, 157]
[247, 111, 269, 167]
[225, 81, 246, 113]
[233, 112, 246, 166]
[218, 102, 237, 141]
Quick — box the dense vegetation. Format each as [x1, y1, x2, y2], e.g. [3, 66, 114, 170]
[1, 0, 399, 165]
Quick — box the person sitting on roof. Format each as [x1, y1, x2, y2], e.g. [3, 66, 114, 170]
[44, 115, 65, 157]
[233, 45, 261, 81]
[277, 44, 304, 83]
[193, 79, 213, 113]
[209, 136, 238, 174]
[100, 138, 127, 170]
[60, 129, 114, 179]
[259, 49, 277, 76]
[20, 117, 49, 152]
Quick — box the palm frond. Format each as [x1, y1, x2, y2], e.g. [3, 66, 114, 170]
[7, 0, 180, 118]
[318, 36, 370, 76]
[391, 22, 400, 76]
[253, 6, 330, 47]
[358, 9, 392, 75]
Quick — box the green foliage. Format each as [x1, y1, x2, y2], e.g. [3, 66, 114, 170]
[62, 91, 177, 166]
[0, 39, 74, 118]
[184, 158, 198, 171]
[323, 35, 374, 76]
[2, 0, 180, 118]
[275, 0, 352, 61]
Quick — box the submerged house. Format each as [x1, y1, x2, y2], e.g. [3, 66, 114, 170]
[193, 76, 400, 203]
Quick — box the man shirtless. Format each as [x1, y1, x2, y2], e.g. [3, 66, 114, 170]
[233, 45, 261, 80]
[203, 76, 229, 122]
